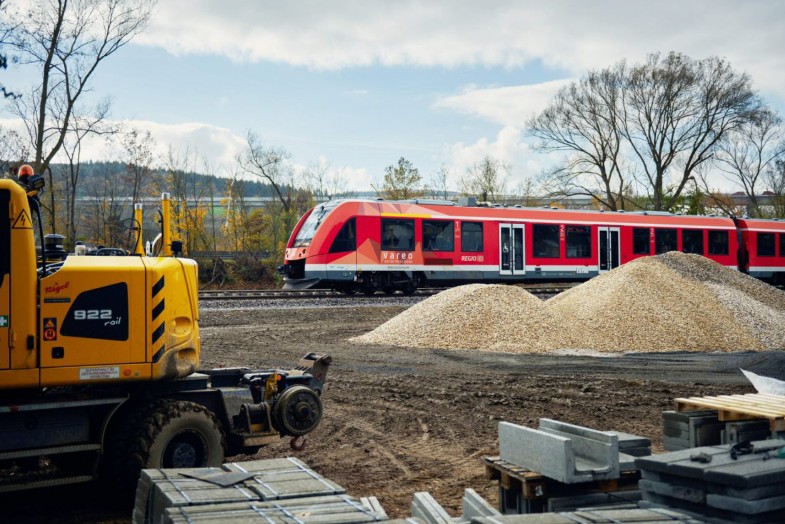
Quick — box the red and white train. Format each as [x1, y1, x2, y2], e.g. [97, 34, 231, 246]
[280, 198, 785, 294]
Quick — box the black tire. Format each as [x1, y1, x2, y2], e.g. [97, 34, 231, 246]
[382, 287, 395, 295]
[101, 400, 152, 497]
[362, 288, 376, 296]
[132, 400, 225, 470]
[401, 282, 417, 295]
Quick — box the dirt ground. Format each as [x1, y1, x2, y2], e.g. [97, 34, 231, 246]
[199, 305, 782, 519]
[8, 303, 785, 522]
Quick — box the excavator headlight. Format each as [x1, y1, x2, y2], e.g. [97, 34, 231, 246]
[25, 174, 45, 191]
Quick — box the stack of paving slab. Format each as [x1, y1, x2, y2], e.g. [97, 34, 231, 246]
[636, 438, 785, 524]
[499, 418, 650, 484]
[412, 489, 700, 524]
[468, 508, 703, 523]
[133, 456, 388, 524]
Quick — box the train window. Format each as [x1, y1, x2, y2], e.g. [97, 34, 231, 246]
[329, 218, 356, 253]
[757, 232, 776, 257]
[780, 234, 785, 257]
[708, 230, 729, 255]
[682, 230, 704, 255]
[566, 225, 591, 258]
[533, 224, 560, 258]
[461, 222, 483, 252]
[633, 228, 650, 254]
[423, 220, 454, 251]
[382, 219, 415, 251]
[293, 202, 338, 247]
[655, 229, 677, 254]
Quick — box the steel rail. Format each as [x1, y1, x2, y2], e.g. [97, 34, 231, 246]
[198, 283, 575, 301]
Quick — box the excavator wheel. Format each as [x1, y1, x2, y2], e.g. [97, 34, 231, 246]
[273, 385, 323, 436]
[132, 400, 225, 470]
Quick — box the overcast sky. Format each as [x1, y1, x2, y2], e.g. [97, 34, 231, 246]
[3, 0, 785, 192]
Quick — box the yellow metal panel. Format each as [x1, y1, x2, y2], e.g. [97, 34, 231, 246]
[0, 368, 39, 389]
[40, 363, 152, 387]
[7, 182, 38, 372]
[144, 257, 200, 380]
[39, 257, 146, 367]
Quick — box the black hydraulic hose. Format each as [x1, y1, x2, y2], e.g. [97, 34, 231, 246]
[30, 196, 45, 365]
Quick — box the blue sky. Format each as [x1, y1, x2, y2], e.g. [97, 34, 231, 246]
[3, 0, 785, 193]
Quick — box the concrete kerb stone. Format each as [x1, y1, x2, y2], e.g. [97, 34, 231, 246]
[411, 492, 453, 524]
[461, 488, 501, 521]
[499, 419, 620, 484]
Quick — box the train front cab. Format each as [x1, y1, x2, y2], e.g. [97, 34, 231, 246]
[282, 200, 361, 291]
[734, 218, 785, 283]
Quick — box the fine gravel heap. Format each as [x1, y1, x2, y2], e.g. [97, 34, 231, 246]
[351, 252, 785, 354]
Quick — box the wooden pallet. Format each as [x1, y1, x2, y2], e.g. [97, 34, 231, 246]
[674, 393, 785, 432]
[483, 456, 640, 514]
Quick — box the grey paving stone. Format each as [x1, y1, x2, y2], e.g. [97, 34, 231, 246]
[707, 491, 785, 515]
[642, 490, 782, 524]
[164, 494, 386, 523]
[639, 478, 705, 504]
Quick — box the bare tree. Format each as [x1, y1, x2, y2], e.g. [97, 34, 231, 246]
[0, 126, 31, 175]
[239, 131, 293, 211]
[122, 128, 156, 204]
[512, 177, 543, 207]
[528, 67, 629, 210]
[84, 162, 125, 247]
[8, 0, 154, 231]
[427, 164, 451, 200]
[304, 158, 349, 201]
[622, 52, 762, 211]
[0, 0, 21, 99]
[460, 156, 507, 202]
[59, 98, 114, 249]
[222, 172, 251, 252]
[373, 157, 426, 200]
[710, 109, 784, 218]
[766, 159, 785, 218]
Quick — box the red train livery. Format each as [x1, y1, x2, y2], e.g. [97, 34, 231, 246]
[281, 199, 785, 293]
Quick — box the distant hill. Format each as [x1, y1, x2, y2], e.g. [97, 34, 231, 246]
[48, 160, 281, 198]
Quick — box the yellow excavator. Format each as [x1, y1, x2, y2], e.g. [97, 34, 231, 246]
[0, 167, 331, 493]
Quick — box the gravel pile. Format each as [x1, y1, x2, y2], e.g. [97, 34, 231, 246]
[352, 252, 785, 354]
[353, 284, 557, 352]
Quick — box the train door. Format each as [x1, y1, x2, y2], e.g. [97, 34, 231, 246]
[598, 227, 620, 273]
[499, 224, 525, 276]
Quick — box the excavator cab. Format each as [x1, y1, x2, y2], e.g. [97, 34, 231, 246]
[0, 172, 200, 389]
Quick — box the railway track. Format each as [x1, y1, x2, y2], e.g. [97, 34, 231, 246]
[198, 283, 575, 301]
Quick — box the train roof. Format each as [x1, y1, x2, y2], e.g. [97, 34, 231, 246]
[322, 198, 738, 229]
[733, 216, 785, 231]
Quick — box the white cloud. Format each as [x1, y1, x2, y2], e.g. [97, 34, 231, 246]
[0, 118, 246, 173]
[445, 126, 543, 188]
[434, 79, 572, 126]
[141, 1, 785, 100]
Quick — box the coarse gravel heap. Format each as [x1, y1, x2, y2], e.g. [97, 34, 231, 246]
[351, 252, 785, 354]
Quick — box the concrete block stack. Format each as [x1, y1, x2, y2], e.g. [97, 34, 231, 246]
[165, 495, 389, 523]
[662, 410, 723, 451]
[636, 439, 785, 524]
[133, 456, 369, 524]
[722, 420, 771, 445]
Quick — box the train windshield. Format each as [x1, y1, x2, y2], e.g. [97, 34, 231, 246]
[293, 202, 338, 247]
